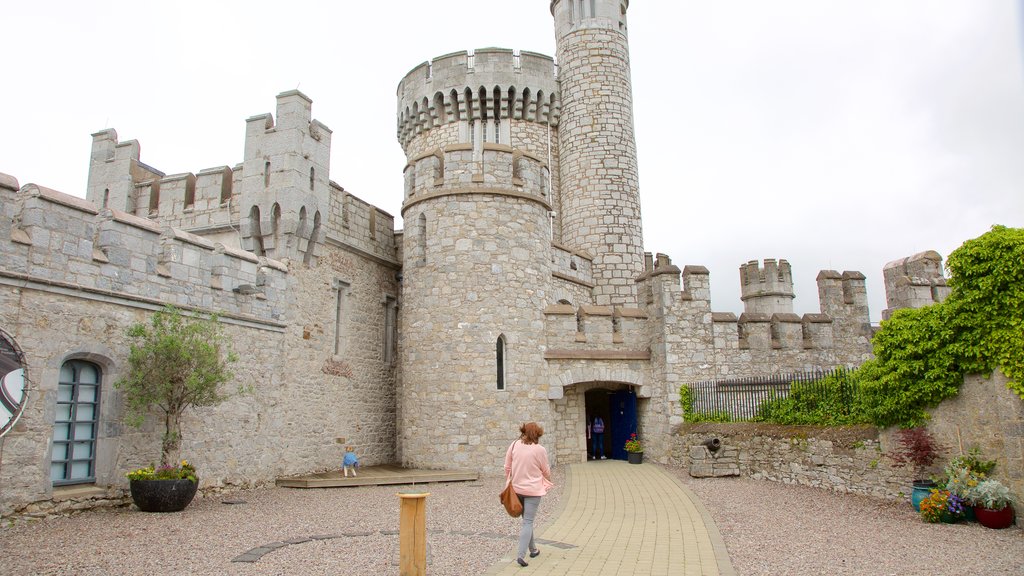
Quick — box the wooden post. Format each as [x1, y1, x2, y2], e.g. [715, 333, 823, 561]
[398, 491, 430, 576]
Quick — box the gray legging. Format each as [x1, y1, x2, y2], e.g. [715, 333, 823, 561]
[517, 495, 542, 560]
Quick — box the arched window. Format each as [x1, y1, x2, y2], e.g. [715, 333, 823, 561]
[52, 360, 101, 485]
[219, 167, 233, 205]
[496, 335, 507, 390]
[184, 174, 196, 209]
[304, 211, 321, 266]
[249, 205, 265, 256]
[416, 212, 427, 267]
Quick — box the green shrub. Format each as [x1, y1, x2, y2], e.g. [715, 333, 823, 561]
[679, 384, 732, 423]
[858, 225, 1024, 427]
[755, 371, 869, 425]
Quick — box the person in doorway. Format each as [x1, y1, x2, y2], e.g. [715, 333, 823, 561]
[591, 415, 606, 459]
[504, 422, 554, 568]
[342, 445, 359, 477]
[586, 415, 592, 459]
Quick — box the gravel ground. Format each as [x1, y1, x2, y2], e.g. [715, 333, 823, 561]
[0, 472, 563, 576]
[670, 468, 1024, 576]
[2, 464, 1022, 575]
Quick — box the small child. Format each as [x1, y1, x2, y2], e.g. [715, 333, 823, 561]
[342, 446, 359, 477]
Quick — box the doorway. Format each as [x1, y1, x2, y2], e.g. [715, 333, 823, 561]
[584, 388, 637, 461]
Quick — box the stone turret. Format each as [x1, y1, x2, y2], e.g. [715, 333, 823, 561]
[240, 90, 332, 264]
[551, 0, 644, 306]
[881, 250, 951, 320]
[739, 259, 795, 314]
[395, 48, 557, 471]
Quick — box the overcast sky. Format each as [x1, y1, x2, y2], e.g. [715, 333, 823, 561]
[3, 1, 1023, 322]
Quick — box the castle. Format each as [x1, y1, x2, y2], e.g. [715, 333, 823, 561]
[0, 0, 941, 516]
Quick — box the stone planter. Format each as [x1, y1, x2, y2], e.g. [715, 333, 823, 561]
[129, 478, 198, 512]
[627, 452, 643, 464]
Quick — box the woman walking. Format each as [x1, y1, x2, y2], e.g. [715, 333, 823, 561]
[504, 422, 554, 567]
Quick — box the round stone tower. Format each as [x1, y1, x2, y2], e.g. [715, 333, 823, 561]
[551, 0, 644, 306]
[395, 49, 561, 472]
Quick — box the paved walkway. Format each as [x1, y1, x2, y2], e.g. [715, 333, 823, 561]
[484, 460, 734, 576]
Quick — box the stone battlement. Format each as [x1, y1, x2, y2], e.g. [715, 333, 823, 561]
[1, 174, 288, 321]
[881, 250, 950, 320]
[85, 93, 398, 268]
[397, 48, 561, 150]
[638, 253, 873, 369]
[740, 258, 795, 314]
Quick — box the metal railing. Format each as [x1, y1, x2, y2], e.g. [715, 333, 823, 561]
[686, 367, 860, 422]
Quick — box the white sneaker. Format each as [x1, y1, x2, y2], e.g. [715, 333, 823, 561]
[600, 456, 606, 460]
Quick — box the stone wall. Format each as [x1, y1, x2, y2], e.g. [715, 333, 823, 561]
[0, 173, 398, 518]
[928, 371, 1024, 503]
[673, 424, 912, 500]
[671, 371, 1024, 518]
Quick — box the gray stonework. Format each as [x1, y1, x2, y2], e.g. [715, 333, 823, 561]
[1, 2, 969, 518]
[881, 250, 951, 320]
[674, 371, 1024, 518]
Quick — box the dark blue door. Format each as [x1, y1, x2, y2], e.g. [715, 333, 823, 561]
[609, 390, 637, 460]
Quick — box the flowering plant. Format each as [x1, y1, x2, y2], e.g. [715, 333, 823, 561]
[624, 433, 643, 453]
[919, 489, 964, 523]
[970, 479, 1015, 510]
[126, 460, 197, 483]
[943, 462, 983, 504]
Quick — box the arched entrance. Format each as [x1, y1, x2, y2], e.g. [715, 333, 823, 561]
[585, 388, 637, 461]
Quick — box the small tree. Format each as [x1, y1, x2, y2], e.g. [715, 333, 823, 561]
[890, 427, 944, 483]
[116, 306, 239, 466]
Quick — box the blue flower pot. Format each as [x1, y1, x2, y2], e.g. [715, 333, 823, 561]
[911, 481, 936, 512]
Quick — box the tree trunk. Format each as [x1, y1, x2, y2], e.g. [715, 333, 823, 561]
[162, 411, 182, 467]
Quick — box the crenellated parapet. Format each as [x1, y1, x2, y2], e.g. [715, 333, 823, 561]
[1, 177, 289, 320]
[396, 48, 560, 151]
[82, 92, 398, 269]
[881, 250, 950, 320]
[402, 144, 551, 214]
[543, 303, 649, 352]
[87, 129, 165, 214]
[636, 251, 872, 378]
[740, 259, 795, 314]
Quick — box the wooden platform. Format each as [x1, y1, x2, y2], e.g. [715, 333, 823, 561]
[275, 464, 479, 488]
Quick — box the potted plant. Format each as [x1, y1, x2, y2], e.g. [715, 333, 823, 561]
[968, 479, 1016, 529]
[624, 433, 643, 464]
[942, 447, 995, 521]
[889, 427, 944, 511]
[116, 306, 239, 512]
[918, 488, 965, 523]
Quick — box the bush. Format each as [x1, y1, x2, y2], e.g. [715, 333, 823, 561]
[859, 226, 1024, 427]
[679, 384, 733, 423]
[755, 371, 869, 425]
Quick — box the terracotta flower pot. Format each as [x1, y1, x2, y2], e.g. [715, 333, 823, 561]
[973, 504, 1015, 529]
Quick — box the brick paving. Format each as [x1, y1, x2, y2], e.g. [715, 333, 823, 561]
[484, 460, 734, 575]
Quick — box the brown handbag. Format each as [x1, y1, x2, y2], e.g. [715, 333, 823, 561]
[500, 441, 524, 517]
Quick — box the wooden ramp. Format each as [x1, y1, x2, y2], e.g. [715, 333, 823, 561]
[275, 464, 479, 488]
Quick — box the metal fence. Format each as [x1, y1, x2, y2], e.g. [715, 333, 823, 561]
[686, 367, 859, 421]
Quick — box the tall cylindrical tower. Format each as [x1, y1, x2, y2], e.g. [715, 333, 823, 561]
[395, 49, 560, 472]
[552, 0, 644, 306]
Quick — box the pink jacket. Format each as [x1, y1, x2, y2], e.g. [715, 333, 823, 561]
[504, 440, 554, 497]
